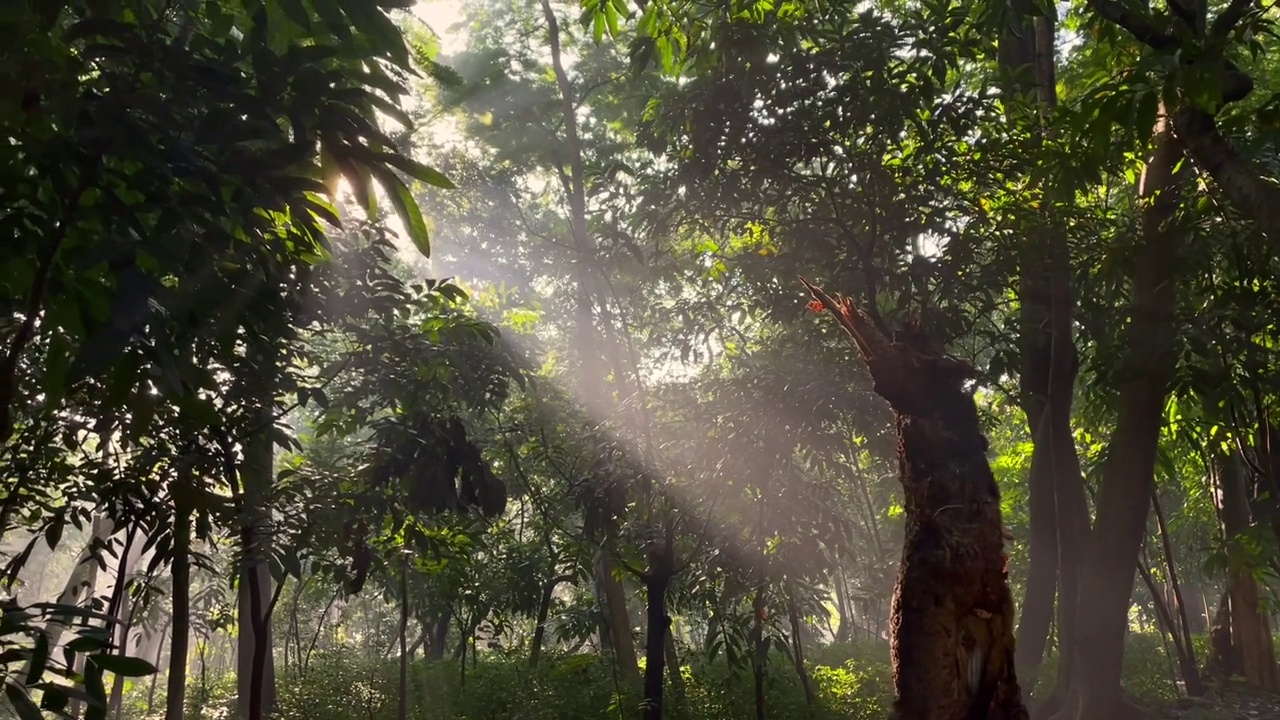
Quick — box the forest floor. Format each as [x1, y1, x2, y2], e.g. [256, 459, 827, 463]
[1161, 686, 1280, 719]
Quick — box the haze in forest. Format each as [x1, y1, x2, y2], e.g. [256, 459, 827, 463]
[3, 2, 1280, 720]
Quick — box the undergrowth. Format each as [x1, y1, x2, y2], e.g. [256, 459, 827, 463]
[136, 636, 1189, 720]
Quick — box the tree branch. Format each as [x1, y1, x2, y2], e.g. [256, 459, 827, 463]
[1170, 107, 1280, 243]
[1084, 0, 1178, 49]
[1209, 0, 1257, 41]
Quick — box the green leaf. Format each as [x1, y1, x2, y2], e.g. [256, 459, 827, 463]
[340, 0, 412, 69]
[373, 152, 456, 189]
[24, 631, 49, 686]
[374, 168, 430, 257]
[38, 684, 69, 713]
[90, 654, 158, 678]
[278, 0, 312, 29]
[4, 682, 42, 720]
[82, 657, 107, 720]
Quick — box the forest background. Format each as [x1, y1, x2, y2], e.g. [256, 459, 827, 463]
[3, 0, 1280, 719]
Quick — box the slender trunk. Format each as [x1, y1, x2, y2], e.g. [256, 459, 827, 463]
[641, 543, 673, 720]
[785, 586, 816, 706]
[237, 369, 277, 720]
[537, 0, 641, 680]
[1049, 105, 1185, 720]
[664, 622, 685, 701]
[426, 609, 450, 662]
[108, 527, 145, 719]
[165, 500, 192, 720]
[301, 589, 340, 675]
[530, 574, 570, 666]
[834, 572, 853, 643]
[1152, 491, 1204, 695]
[1136, 553, 1191, 693]
[397, 567, 410, 720]
[146, 620, 169, 715]
[594, 548, 639, 676]
[752, 591, 767, 720]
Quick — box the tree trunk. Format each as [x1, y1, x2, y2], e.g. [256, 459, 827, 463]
[641, 543, 673, 720]
[165, 500, 192, 720]
[834, 571, 853, 643]
[397, 567, 410, 720]
[594, 547, 639, 676]
[664, 622, 686, 701]
[28, 514, 114, 674]
[237, 377, 277, 720]
[1213, 450, 1279, 690]
[1048, 104, 1185, 720]
[530, 573, 570, 666]
[785, 585, 816, 706]
[752, 591, 767, 720]
[801, 280, 1028, 720]
[426, 609, 450, 662]
[997, 5, 1086, 694]
[107, 526, 145, 719]
[1152, 491, 1204, 695]
[146, 620, 169, 715]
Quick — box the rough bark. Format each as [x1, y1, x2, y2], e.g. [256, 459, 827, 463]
[801, 279, 1028, 720]
[1047, 105, 1185, 720]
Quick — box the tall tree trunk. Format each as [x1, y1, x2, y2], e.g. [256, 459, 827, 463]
[802, 280, 1028, 720]
[834, 571, 853, 643]
[593, 548, 639, 676]
[537, 0, 641, 680]
[752, 591, 767, 720]
[1000, 8, 1057, 675]
[165, 498, 192, 720]
[26, 514, 114, 677]
[237, 369, 277, 720]
[1048, 104, 1185, 720]
[1213, 450, 1279, 690]
[146, 620, 169, 715]
[107, 526, 145, 719]
[425, 609, 450, 662]
[641, 540, 673, 720]
[397, 567, 410, 720]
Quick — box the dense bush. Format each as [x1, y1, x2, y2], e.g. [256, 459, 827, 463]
[143, 636, 1191, 720]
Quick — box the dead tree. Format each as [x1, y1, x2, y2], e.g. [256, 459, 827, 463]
[800, 277, 1028, 720]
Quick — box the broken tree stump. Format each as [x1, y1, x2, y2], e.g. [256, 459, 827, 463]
[800, 277, 1028, 720]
